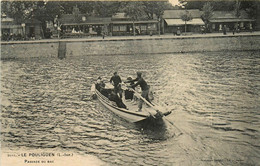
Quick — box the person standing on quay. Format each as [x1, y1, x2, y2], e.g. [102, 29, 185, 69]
[110, 72, 123, 98]
[125, 72, 150, 112]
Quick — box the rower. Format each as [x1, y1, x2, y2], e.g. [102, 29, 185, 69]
[125, 72, 150, 112]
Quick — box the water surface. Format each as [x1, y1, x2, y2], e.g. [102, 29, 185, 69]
[1, 51, 260, 165]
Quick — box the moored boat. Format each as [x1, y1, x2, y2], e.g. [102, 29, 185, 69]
[91, 83, 171, 123]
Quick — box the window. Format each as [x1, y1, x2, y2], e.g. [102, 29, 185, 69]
[119, 25, 126, 31]
[148, 24, 156, 30]
[240, 22, 244, 28]
[212, 24, 215, 30]
[113, 26, 119, 31]
[141, 25, 147, 30]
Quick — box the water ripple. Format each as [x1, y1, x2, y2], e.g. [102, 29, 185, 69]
[1, 51, 259, 165]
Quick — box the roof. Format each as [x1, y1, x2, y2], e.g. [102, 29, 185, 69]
[24, 18, 42, 24]
[111, 12, 152, 20]
[2, 24, 22, 29]
[163, 10, 202, 19]
[165, 18, 204, 26]
[112, 20, 158, 24]
[210, 19, 255, 23]
[59, 14, 86, 24]
[112, 13, 130, 20]
[1, 17, 14, 22]
[59, 14, 111, 25]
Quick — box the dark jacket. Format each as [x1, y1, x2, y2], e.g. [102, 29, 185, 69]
[110, 75, 122, 87]
[128, 77, 149, 91]
[108, 92, 127, 109]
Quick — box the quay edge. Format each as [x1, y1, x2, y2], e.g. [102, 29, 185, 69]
[1, 33, 260, 59]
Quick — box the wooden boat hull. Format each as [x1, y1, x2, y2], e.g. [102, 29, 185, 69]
[92, 84, 171, 123]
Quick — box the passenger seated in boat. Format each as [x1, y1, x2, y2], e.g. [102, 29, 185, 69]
[108, 91, 127, 109]
[125, 77, 135, 100]
[96, 77, 105, 91]
[96, 77, 111, 97]
[100, 88, 112, 98]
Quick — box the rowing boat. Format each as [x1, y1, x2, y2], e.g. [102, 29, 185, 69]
[91, 83, 171, 123]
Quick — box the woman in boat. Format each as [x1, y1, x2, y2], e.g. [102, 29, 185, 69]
[96, 77, 111, 97]
[108, 91, 127, 109]
[96, 77, 105, 91]
[125, 72, 150, 112]
[125, 77, 134, 101]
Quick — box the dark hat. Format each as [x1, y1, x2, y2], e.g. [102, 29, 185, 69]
[98, 76, 101, 79]
[114, 72, 117, 75]
[136, 72, 142, 76]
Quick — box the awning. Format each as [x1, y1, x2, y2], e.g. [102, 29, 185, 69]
[112, 20, 158, 24]
[165, 18, 204, 26]
[1, 24, 23, 29]
[62, 22, 106, 26]
[210, 19, 255, 23]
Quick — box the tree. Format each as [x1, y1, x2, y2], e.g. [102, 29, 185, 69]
[234, 0, 241, 18]
[123, 2, 145, 36]
[142, 2, 169, 19]
[179, 0, 238, 11]
[1, 1, 36, 23]
[93, 1, 121, 17]
[179, 0, 206, 10]
[180, 10, 193, 34]
[142, 1, 172, 35]
[202, 2, 213, 32]
[234, 0, 241, 31]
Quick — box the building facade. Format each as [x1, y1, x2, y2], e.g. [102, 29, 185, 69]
[255, 2, 260, 31]
[24, 18, 43, 39]
[58, 7, 111, 38]
[111, 13, 158, 36]
[1, 15, 23, 41]
[163, 9, 205, 34]
[57, 7, 158, 38]
[209, 10, 256, 33]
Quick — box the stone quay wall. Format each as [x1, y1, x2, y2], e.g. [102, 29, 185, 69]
[1, 35, 260, 59]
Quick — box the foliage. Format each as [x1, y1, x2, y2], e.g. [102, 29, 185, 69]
[1, 1, 36, 23]
[234, 0, 241, 18]
[202, 2, 213, 24]
[142, 1, 173, 19]
[180, 10, 193, 34]
[180, 10, 192, 22]
[123, 2, 145, 21]
[179, 0, 257, 18]
[239, 1, 258, 19]
[93, 1, 122, 17]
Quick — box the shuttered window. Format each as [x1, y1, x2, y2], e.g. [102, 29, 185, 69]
[113, 26, 119, 31]
[120, 26, 126, 31]
[141, 25, 147, 30]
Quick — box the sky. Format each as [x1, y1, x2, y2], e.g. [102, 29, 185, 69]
[169, 0, 180, 6]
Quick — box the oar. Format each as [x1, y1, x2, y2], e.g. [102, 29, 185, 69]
[122, 83, 182, 132]
[128, 88, 163, 117]
[121, 83, 156, 118]
[127, 85, 182, 134]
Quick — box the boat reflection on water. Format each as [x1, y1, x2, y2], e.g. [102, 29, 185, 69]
[135, 117, 178, 141]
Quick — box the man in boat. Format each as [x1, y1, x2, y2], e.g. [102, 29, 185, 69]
[125, 72, 150, 112]
[110, 72, 123, 99]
